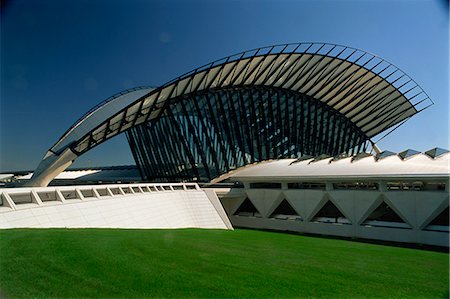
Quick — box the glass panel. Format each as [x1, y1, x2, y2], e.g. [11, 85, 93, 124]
[126, 102, 142, 117]
[250, 182, 281, 189]
[288, 182, 325, 190]
[333, 182, 378, 190]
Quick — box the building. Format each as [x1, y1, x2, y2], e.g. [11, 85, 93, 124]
[27, 43, 432, 186]
[4, 43, 447, 246]
[218, 149, 449, 246]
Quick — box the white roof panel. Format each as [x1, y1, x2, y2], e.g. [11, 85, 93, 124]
[228, 152, 450, 181]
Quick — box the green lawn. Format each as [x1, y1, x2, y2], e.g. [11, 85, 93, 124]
[0, 228, 448, 298]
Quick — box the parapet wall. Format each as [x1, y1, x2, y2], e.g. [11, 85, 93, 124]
[0, 183, 232, 230]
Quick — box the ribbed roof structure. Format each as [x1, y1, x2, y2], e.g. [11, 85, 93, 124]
[51, 43, 432, 156]
[29, 43, 433, 186]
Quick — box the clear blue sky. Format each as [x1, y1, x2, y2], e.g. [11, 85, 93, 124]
[1, 0, 448, 172]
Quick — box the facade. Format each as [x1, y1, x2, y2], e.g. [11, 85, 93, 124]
[218, 149, 449, 246]
[126, 87, 369, 182]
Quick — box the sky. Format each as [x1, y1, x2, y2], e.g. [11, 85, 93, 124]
[1, 0, 448, 172]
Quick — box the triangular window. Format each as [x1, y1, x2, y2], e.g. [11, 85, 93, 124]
[361, 201, 410, 229]
[269, 199, 302, 221]
[234, 198, 262, 218]
[425, 206, 449, 232]
[311, 200, 351, 224]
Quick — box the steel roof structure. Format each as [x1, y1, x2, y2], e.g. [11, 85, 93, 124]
[28, 43, 433, 186]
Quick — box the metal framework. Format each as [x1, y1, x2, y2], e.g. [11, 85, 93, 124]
[62, 42, 433, 157]
[127, 86, 368, 181]
[28, 42, 433, 186]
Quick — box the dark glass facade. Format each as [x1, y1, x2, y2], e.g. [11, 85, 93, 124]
[126, 86, 369, 182]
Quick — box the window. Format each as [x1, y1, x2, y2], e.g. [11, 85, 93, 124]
[423, 182, 446, 191]
[288, 182, 325, 190]
[250, 182, 282, 189]
[333, 182, 378, 190]
[386, 181, 433, 191]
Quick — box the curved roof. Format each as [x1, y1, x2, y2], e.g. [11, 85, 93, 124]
[29, 42, 433, 187]
[59, 42, 432, 156]
[50, 86, 153, 155]
[225, 149, 450, 181]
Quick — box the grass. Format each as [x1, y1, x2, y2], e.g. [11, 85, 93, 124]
[0, 228, 448, 298]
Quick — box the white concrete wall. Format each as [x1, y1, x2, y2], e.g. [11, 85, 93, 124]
[218, 182, 449, 247]
[0, 183, 231, 230]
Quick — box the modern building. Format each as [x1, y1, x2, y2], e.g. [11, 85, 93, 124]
[27, 43, 432, 186]
[3, 43, 448, 246]
[218, 149, 449, 246]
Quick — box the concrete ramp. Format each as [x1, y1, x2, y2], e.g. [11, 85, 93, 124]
[0, 183, 232, 230]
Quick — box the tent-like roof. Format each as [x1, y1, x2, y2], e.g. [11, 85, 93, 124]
[29, 43, 433, 187]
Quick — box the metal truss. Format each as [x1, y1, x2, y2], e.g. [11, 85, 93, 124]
[127, 86, 369, 182]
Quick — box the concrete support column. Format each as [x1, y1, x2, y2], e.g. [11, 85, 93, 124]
[30, 191, 43, 205]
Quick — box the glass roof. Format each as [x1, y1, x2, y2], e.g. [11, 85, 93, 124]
[398, 149, 421, 160]
[425, 147, 449, 159]
[376, 150, 397, 160]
